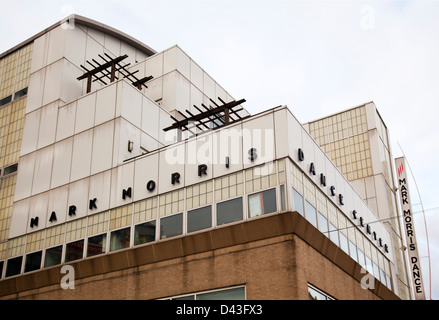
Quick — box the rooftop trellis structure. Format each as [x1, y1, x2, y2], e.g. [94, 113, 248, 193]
[163, 97, 248, 141]
[77, 53, 153, 93]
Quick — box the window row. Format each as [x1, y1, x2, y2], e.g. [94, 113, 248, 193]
[0, 186, 284, 279]
[292, 187, 393, 291]
[164, 286, 246, 300]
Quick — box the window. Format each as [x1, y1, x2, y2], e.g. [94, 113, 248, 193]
[3, 163, 18, 176]
[187, 206, 212, 233]
[292, 188, 304, 216]
[44, 246, 63, 268]
[5, 256, 22, 277]
[110, 227, 131, 252]
[0, 261, 3, 279]
[318, 212, 328, 235]
[340, 232, 349, 254]
[373, 263, 380, 281]
[65, 240, 84, 263]
[87, 234, 107, 257]
[305, 201, 317, 228]
[358, 249, 366, 269]
[167, 287, 246, 300]
[349, 241, 358, 262]
[24, 251, 42, 273]
[134, 221, 156, 246]
[329, 222, 339, 246]
[217, 197, 243, 226]
[280, 185, 286, 211]
[248, 188, 277, 218]
[308, 284, 335, 300]
[160, 213, 182, 239]
[197, 287, 245, 300]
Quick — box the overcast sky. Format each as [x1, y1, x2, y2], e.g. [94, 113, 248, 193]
[1, 0, 438, 300]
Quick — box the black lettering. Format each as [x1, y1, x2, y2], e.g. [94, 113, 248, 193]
[352, 210, 358, 219]
[309, 163, 316, 176]
[171, 172, 181, 185]
[360, 217, 364, 227]
[248, 148, 257, 161]
[366, 224, 371, 234]
[198, 164, 208, 177]
[49, 211, 57, 223]
[384, 244, 389, 253]
[30, 217, 39, 228]
[330, 186, 336, 196]
[147, 180, 156, 192]
[122, 187, 132, 200]
[379, 238, 383, 247]
[409, 243, 416, 251]
[225, 156, 230, 169]
[298, 148, 305, 162]
[89, 198, 97, 210]
[399, 178, 406, 185]
[339, 194, 344, 205]
[69, 205, 77, 217]
[320, 174, 326, 187]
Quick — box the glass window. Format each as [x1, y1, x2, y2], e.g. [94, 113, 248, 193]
[329, 223, 339, 246]
[292, 188, 304, 216]
[187, 206, 212, 233]
[340, 232, 349, 254]
[44, 246, 63, 268]
[358, 249, 366, 269]
[174, 295, 195, 301]
[65, 240, 84, 263]
[110, 227, 131, 252]
[24, 251, 42, 273]
[308, 286, 327, 300]
[308, 284, 334, 300]
[217, 197, 243, 226]
[160, 213, 183, 240]
[318, 212, 328, 236]
[366, 256, 373, 275]
[305, 201, 317, 228]
[0, 261, 3, 279]
[87, 234, 107, 257]
[280, 185, 286, 211]
[349, 241, 358, 262]
[373, 263, 380, 281]
[386, 275, 392, 290]
[134, 221, 156, 246]
[248, 188, 277, 218]
[197, 287, 245, 300]
[6, 256, 22, 277]
[380, 269, 386, 285]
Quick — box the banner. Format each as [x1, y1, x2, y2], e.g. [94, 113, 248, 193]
[395, 157, 426, 300]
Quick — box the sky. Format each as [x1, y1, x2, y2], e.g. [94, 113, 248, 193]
[0, 0, 438, 300]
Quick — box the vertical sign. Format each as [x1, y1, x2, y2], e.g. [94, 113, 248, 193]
[395, 157, 425, 300]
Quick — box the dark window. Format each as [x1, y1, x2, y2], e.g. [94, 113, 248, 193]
[160, 213, 183, 239]
[0, 95, 12, 107]
[3, 163, 18, 176]
[5, 256, 22, 277]
[197, 287, 246, 300]
[14, 87, 28, 100]
[217, 197, 243, 226]
[187, 206, 211, 233]
[65, 240, 84, 263]
[87, 234, 107, 257]
[110, 227, 131, 252]
[0, 261, 4, 279]
[44, 246, 63, 268]
[134, 221, 156, 246]
[25, 251, 42, 273]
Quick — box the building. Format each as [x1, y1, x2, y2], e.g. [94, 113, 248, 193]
[0, 15, 408, 300]
[304, 104, 413, 300]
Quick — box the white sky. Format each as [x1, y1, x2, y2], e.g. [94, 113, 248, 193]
[1, 0, 438, 300]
